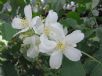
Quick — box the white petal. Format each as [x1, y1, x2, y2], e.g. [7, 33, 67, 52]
[66, 30, 84, 44]
[32, 16, 44, 34]
[27, 46, 39, 58]
[64, 47, 82, 61]
[24, 5, 32, 20]
[49, 23, 65, 41]
[32, 16, 40, 26]
[50, 51, 63, 69]
[12, 17, 24, 29]
[45, 10, 58, 24]
[23, 36, 34, 45]
[64, 27, 68, 35]
[39, 34, 56, 53]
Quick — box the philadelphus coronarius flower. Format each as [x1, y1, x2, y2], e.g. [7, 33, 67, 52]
[12, 5, 38, 34]
[33, 10, 64, 41]
[12, 4, 84, 69]
[38, 8, 84, 69]
[39, 30, 84, 69]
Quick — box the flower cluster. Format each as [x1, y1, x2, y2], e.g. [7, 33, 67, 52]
[12, 5, 84, 69]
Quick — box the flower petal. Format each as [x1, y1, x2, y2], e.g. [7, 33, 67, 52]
[23, 36, 34, 45]
[27, 46, 39, 59]
[39, 34, 56, 53]
[12, 17, 24, 29]
[32, 16, 40, 26]
[66, 30, 84, 44]
[50, 51, 63, 69]
[64, 27, 68, 35]
[24, 5, 32, 20]
[32, 16, 44, 34]
[23, 36, 39, 59]
[64, 47, 82, 61]
[45, 10, 58, 24]
[49, 23, 65, 41]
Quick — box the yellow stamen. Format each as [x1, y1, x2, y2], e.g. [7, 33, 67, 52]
[56, 41, 65, 50]
[20, 19, 29, 27]
[44, 27, 50, 36]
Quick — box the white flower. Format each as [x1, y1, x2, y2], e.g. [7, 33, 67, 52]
[33, 10, 65, 40]
[39, 30, 84, 69]
[12, 5, 32, 29]
[12, 5, 38, 34]
[22, 35, 40, 59]
[32, 16, 44, 35]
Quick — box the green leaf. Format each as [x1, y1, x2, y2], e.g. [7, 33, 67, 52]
[88, 27, 102, 76]
[0, 21, 17, 40]
[61, 18, 84, 30]
[67, 12, 81, 24]
[86, 2, 92, 10]
[48, 0, 65, 12]
[84, 59, 97, 75]
[61, 58, 86, 76]
[90, 64, 102, 76]
[92, 0, 100, 9]
[61, 18, 77, 28]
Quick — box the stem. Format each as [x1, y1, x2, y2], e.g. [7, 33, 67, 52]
[81, 51, 102, 65]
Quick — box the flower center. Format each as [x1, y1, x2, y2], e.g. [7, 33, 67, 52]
[20, 19, 29, 27]
[44, 27, 50, 36]
[56, 41, 65, 50]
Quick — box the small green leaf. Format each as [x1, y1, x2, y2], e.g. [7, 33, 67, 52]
[92, 0, 100, 9]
